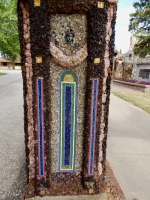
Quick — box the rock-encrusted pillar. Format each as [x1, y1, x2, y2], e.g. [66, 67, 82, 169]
[18, 0, 51, 197]
[18, 1, 36, 197]
[99, 0, 118, 175]
[17, 0, 119, 198]
[83, 0, 118, 193]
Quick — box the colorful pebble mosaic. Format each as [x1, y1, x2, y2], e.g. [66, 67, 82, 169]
[50, 14, 87, 56]
[50, 14, 87, 174]
[36, 77, 45, 177]
[88, 78, 99, 176]
[64, 28, 75, 44]
[59, 71, 77, 172]
[49, 59, 87, 173]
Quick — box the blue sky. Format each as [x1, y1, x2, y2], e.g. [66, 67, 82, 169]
[115, 0, 137, 53]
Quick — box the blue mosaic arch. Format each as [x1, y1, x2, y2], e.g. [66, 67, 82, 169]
[59, 70, 78, 172]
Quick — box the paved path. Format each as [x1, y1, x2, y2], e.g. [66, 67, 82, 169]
[0, 69, 22, 87]
[0, 70, 26, 200]
[27, 194, 107, 200]
[107, 89, 150, 200]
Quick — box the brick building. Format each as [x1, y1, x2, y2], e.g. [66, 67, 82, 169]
[0, 57, 21, 69]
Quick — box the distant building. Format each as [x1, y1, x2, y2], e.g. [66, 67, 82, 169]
[0, 57, 21, 69]
[113, 47, 135, 79]
[113, 49, 124, 78]
[123, 47, 135, 78]
[134, 55, 150, 82]
[113, 36, 150, 81]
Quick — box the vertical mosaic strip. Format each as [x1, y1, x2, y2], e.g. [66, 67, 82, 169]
[88, 78, 100, 175]
[59, 71, 77, 172]
[36, 77, 45, 177]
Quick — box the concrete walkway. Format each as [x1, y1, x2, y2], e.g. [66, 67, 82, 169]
[0, 69, 22, 87]
[107, 93, 150, 200]
[27, 194, 107, 200]
[0, 69, 26, 200]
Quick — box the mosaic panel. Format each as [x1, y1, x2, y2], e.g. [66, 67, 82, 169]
[50, 14, 87, 173]
[36, 77, 45, 177]
[88, 78, 99, 176]
[59, 71, 77, 171]
[50, 14, 87, 56]
[50, 59, 87, 173]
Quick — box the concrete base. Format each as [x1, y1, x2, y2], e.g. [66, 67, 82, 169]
[26, 193, 107, 200]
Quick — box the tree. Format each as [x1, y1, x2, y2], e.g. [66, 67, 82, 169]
[0, 0, 20, 69]
[129, 0, 150, 57]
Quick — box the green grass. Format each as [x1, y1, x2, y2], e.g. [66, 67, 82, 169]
[0, 72, 7, 76]
[112, 92, 150, 114]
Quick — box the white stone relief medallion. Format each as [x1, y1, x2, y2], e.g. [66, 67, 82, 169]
[50, 42, 87, 68]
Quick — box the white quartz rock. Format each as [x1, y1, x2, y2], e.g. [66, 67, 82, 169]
[108, 0, 118, 4]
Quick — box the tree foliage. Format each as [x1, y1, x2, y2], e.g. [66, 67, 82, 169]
[0, 0, 20, 67]
[129, 0, 150, 57]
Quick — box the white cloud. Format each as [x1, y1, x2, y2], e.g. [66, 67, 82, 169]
[115, 6, 135, 53]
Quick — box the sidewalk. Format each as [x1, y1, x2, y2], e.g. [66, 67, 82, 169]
[0, 69, 22, 87]
[26, 194, 107, 200]
[107, 83, 150, 200]
[0, 70, 26, 200]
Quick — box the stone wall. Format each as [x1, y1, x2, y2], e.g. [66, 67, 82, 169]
[113, 80, 150, 93]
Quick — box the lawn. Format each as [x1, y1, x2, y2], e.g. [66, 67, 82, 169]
[112, 92, 150, 114]
[0, 72, 7, 76]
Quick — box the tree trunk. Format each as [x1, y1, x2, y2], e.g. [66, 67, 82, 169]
[12, 60, 15, 69]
